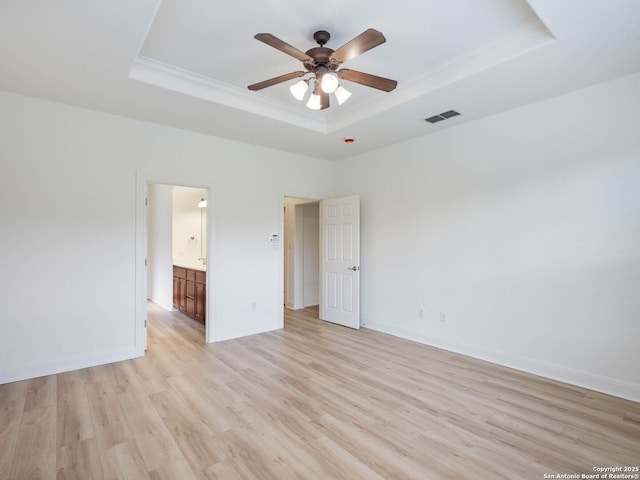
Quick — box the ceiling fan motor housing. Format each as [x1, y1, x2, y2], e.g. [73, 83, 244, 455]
[304, 31, 338, 72]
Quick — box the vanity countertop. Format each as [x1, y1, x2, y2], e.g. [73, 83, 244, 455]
[173, 262, 206, 272]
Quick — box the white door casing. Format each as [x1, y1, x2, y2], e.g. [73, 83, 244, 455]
[320, 195, 360, 329]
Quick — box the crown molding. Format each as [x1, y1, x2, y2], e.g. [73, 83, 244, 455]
[129, 17, 554, 134]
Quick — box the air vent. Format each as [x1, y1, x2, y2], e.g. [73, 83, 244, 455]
[425, 115, 446, 124]
[440, 110, 460, 119]
[425, 110, 460, 123]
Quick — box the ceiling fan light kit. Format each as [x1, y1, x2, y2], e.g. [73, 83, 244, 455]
[334, 85, 352, 105]
[248, 28, 397, 110]
[320, 73, 339, 94]
[306, 92, 322, 110]
[289, 79, 309, 100]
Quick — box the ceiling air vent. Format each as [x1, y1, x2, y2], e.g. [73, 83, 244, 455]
[425, 110, 460, 123]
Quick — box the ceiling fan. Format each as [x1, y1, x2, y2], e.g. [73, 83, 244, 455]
[248, 29, 397, 110]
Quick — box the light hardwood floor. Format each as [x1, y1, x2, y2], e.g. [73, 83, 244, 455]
[1, 303, 639, 479]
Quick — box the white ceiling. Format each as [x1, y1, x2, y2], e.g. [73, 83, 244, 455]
[1, 0, 639, 160]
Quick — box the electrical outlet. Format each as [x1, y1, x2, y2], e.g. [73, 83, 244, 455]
[251, 302, 257, 311]
[440, 311, 446, 323]
[418, 306, 425, 319]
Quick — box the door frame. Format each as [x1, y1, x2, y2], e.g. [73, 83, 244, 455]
[279, 191, 329, 322]
[135, 172, 215, 355]
[284, 198, 321, 310]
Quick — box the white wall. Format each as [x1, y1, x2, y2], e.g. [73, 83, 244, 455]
[0, 90, 334, 383]
[147, 183, 174, 310]
[172, 186, 207, 266]
[334, 72, 640, 401]
[302, 203, 320, 307]
[2, 72, 638, 402]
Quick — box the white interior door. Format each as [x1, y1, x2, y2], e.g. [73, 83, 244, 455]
[320, 195, 360, 329]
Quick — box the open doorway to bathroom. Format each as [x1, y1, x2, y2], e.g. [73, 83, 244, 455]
[146, 183, 209, 341]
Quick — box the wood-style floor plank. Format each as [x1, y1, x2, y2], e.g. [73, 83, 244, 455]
[99, 440, 150, 480]
[84, 382, 134, 451]
[1, 302, 639, 479]
[57, 438, 103, 480]
[117, 390, 184, 472]
[10, 404, 57, 480]
[56, 371, 94, 447]
[149, 458, 199, 480]
[0, 382, 27, 479]
[149, 388, 226, 472]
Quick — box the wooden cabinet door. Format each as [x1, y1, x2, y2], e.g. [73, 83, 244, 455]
[186, 296, 196, 317]
[173, 276, 180, 309]
[186, 280, 196, 299]
[195, 282, 206, 323]
[173, 266, 205, 323]
[178, 278, 187, 312]
[185, 280, 196, 317]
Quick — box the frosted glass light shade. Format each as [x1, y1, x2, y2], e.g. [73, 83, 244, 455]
[320, 74, 339, 94]
[289, 80, 308, 100]
[306, 93, 322, 110]
[334, 85, 352, 105]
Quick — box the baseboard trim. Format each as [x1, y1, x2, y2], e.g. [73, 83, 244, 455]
[0, 348, 140, 385]
[366, 321, 640, 403]
[211, 323, 281, 343]
[148, 297, 174, 312]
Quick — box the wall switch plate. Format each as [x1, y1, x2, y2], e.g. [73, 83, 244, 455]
[440, 312, 446, 323]
[418, 306, 425, 318]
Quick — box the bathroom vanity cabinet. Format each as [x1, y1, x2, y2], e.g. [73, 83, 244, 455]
[173, 266, 206, 324]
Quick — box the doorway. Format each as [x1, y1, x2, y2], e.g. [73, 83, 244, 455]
[281, 194, 362, 330]
[135, 175, 213, 355]
[283, 197, 320, 312]
[147, 184, 208, 324]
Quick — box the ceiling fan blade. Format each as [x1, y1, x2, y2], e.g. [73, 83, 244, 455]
[248, 71, 306, 91]
[254, 33, 312, 62]
[330, 28, 386, 65]
[320, 90, 329, 110]
[337, 69, 397, 92]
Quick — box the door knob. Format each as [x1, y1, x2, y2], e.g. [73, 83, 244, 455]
[347, 266, 359, 271]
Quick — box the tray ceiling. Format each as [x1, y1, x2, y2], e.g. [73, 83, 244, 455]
[1, 0, 639, 159]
